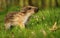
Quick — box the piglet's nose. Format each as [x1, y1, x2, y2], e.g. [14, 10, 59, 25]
[34, 8, 39, 12]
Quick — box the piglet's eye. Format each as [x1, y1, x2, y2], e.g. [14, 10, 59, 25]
[28, 8, 31, 10]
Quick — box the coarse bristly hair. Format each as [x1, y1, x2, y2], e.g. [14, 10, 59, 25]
[4, 6, 39, 30]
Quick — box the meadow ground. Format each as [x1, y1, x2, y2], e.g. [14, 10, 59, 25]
[0, 7, 60, 38]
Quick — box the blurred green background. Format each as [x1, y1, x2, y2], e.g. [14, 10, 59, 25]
[0, 0, 60, 11]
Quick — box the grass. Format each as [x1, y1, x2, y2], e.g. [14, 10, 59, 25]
[0, 7, 60, 38]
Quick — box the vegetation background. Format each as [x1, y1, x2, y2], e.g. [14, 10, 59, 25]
[0, 0, 60, 38]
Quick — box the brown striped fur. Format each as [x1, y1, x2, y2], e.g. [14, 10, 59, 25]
[4, 6, 39, 29]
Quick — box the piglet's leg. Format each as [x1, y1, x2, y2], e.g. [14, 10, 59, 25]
[4, 23, 11, 30]
[18, 22, 25, 29]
